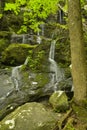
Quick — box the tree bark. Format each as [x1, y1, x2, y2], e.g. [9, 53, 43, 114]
[68, 0, 87, 104]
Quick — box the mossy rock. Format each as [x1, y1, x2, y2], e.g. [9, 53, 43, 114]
[20, 71, 50, 97]
[34, 73, 50, 88]
[0, 102, 58, 130]
[1, 43, 37, 65]
[49, 91, 69, 112]
[26, 42, 50, 72]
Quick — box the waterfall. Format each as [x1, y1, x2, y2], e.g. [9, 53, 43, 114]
[37, 31, 41, 44]
[11, 65, 22, 91]
[49, 40, 55, 60]
[40, 24, 44, 36]
[49, 40, 58, 82]
[49, 40, 64, 90]
[58, 10, 64, 24]
[22, 34, 26, 43]
[11, 56, 30, 91]
[59, 10, 62, 23]
[24, 57, 29, 65]
[37, 24, 45, 44]
[11, 40, 64, 92]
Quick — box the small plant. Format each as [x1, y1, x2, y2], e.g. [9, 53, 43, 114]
[66, 123, 76, 130]
[27, 50, 45, 71]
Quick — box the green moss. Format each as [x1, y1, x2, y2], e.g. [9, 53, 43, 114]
[49, 91, 69, 112]
[1, 43, 37, 65]
[0, 103, 58, 130]
[63, 122, 76, 130]
[34, 73, 49, 88]
[27, 50, 48, 72]
[55, 39, 71, 68]
[21, 64, 27, 71]
[6, 43, 37, 49]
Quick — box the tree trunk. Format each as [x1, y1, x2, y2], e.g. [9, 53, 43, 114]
[68, 0, 87, 104]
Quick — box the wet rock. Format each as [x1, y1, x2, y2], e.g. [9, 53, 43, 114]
[0, 69, 13, 98]
[58, 77, 73, 91]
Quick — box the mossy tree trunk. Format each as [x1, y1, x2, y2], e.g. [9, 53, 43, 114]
[68, 0, 87, 104]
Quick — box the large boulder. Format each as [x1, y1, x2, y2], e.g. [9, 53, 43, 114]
[0, 69, 13, 98]
[0, 68, 51, 120]
[0, 102, 59, 130]
[49, 91, 69, 112]
[1, 43, 37, 65]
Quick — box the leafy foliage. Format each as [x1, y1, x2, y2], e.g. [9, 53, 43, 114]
[27, 50, 45, 71]
[4, 0, 59, 32]
[2, 0, 87, 33]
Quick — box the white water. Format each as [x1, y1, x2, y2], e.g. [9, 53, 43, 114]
[40, 24, 44, 36]
[49, 40, 64, 90]
[24, 57, 29, 65]
[11, 40, 64, 91]
[37, 31, 41, 44]
[22, 34, 26, 43]
[11, 65, 22, 91]
[11, 56, 30, 91]
[58, 9, 64, 24]
[59, 10, 62, 23]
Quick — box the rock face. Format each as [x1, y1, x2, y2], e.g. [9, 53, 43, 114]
[0, 69, 13, 98]
[0, 102, 59, 130]
[49, 91, 69, 112]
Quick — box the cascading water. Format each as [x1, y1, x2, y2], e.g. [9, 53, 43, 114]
[40, 24, 45, 36]
[11, 65, 22, 91]
[11, 39, 64, 92]
[22, 34, 26, 43]
[49, 40, 64, 90]
[58, 9, 64, 24]
[11, 57, 30, 91]
[37, 31, 41, 44]
[59, 10, 62, 23]
[37, 24, 45, 44]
